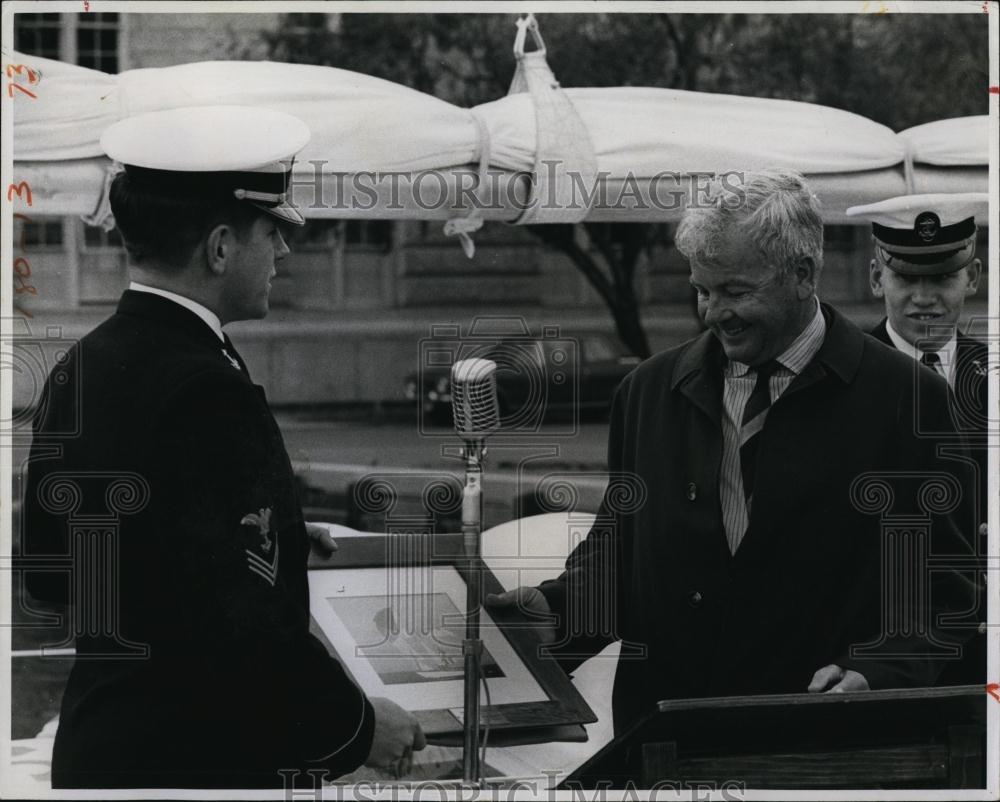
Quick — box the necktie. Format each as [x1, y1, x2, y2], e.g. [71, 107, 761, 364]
[740, 360, 781, 503]
[920, 350, 942, 376]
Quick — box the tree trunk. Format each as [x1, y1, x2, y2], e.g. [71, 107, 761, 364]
[527, 224, 652, 360]
[610, 299, 651, 360]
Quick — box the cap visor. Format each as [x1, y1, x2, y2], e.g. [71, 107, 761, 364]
[876, 243, 975, 276]
[251, 201, 305, 226]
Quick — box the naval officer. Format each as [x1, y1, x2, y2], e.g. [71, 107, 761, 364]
[22, 106, 425, 788]
[848, 192, 990, 685]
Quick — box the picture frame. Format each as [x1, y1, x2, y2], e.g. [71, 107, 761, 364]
[307, 531, 596, 741]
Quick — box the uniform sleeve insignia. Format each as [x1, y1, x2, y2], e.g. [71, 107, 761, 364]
[245, 541, 279, 587]
[240, 506, 273, 553]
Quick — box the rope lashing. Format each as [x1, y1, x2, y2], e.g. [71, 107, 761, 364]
[443, 111, 492, 258]
[81, 161, 124, 232]
[508, 13, 598, 226]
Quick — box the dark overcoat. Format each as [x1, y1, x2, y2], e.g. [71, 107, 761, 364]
[22, 290, 373, 788]
[539, 305, 977, 734]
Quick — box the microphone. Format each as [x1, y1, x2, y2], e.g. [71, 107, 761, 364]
[450, 358, 500, 441]
[449, 358, 499, 784]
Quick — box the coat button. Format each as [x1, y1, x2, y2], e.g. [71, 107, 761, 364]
[688, 590, 703, 607]
[685, 482, 698, 501]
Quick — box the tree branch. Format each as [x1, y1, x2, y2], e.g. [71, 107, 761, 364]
[527, 225, 617, 310]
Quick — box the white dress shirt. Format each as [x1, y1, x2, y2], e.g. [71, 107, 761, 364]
[884, 319, 956, 387]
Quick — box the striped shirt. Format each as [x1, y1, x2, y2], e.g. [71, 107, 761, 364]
[720, 300, 827, 553]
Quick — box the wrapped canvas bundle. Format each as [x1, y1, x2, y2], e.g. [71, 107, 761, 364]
[10, 52, 989, 225]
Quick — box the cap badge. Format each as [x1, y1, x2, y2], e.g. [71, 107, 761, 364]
[914, 212, 940, 243]
[241, 506, 273, 553]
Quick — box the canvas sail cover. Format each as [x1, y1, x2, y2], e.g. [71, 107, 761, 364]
[10, 54, 989, 224]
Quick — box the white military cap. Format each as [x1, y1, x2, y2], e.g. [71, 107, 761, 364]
[100, 106, 311, 225]
[845, 193, 987, 276]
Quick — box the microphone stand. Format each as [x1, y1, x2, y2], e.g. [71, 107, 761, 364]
[449, 356, 499, 786]
[460, 437, 486, 785]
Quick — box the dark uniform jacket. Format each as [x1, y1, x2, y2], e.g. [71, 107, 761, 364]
[869, 318, 989, 519]
[22, 290, 374, 788]
[869, 317, 988, 685]
[539, 304, 977, 734]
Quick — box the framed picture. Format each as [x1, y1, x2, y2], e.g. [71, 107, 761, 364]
[308, 531, 596, 740]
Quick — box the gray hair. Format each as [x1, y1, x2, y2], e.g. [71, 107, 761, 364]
[675, 169, 824, 280]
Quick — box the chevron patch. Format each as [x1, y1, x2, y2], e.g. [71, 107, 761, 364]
[245, 542, 279, 586]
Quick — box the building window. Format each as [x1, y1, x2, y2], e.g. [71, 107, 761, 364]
[13, 13, 61, 59]
[82, 225, 124, 249]
[76, 13, 119, 73]
[344, 220, 393, 251]
[78, 222, 127, 305]
[289, 219, 339, 251]
[14, 12, 121, 74]
[20, 219, 64, 249]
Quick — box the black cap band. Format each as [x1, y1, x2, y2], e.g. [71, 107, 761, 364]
[123, 165, 291, 206]
[872, 215, 977, 250]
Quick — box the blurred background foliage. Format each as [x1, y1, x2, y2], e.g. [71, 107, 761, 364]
[264, 13, 989, 130]
[263, 12, 990, 358]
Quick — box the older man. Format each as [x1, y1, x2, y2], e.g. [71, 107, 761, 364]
[490, 170, 976, 734]
[21, 107, 424, 788]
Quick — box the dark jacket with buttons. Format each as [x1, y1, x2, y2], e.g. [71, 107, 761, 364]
[22, 290, 374, 788]
[869, 318, 989, 524]
[869, 317, 988, 685]
[539, 304, 977, 734]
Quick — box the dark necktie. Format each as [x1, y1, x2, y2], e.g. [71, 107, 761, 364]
[740, 360, 781, 502]
[920, 350, 941, 375]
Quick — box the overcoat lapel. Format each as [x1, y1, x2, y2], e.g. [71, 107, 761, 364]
[672, 331, 724, 427]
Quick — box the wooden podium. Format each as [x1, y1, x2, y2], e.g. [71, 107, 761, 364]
[562, 686, 986, 790]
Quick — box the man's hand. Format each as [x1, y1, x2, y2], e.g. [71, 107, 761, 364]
[365, 697, 426, 777]
[485, 586, 557, 644]
[305, 522, 339, 557]
[808, 664, 870, 693]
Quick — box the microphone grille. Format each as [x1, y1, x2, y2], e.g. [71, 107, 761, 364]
[451, 358, 500, 438]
